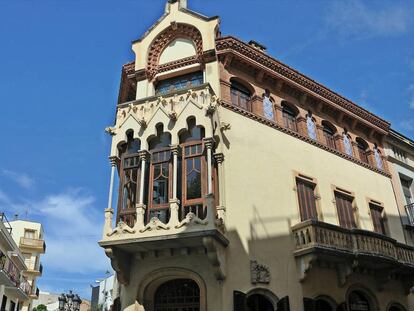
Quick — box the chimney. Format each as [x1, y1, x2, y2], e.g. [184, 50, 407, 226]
[248, 40, 267, 53]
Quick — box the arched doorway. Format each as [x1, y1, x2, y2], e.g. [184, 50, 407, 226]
[246, 294, 274, 311]
[348, 291, 371, 311]
[154, 279, 200, 311]
[388, 303, 406, 311]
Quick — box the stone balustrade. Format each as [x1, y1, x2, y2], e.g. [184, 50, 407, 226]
[292, 220, 414, 267]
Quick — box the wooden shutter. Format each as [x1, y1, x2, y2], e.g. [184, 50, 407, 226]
[297, 179, 318, 221]
[335, 192, 356, 229]
[369, 204, 385, 234]
[277, 296, 290, 311]
[233, 291, 247, 311]
[303, 298, 316, 311]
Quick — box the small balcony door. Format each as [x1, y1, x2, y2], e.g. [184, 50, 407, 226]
[335, 192, 356, 229]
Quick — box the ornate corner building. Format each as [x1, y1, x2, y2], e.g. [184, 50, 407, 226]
[98, 1, 414, 310]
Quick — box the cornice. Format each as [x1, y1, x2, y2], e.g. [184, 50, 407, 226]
[215, 36, 390, 133]
[220, 100, 390, 178]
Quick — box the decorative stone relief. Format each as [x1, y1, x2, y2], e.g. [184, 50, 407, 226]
[107, 220, 136, 237]
[105, 126, 116, 136]
[175, 212, 208, 229]
[139, 217, 170, 233]
[250, 260, 270, 284]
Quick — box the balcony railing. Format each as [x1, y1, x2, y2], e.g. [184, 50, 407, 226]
[0, 212, 12, 234]
[405, 203, 414, 226]
[20, 237, 46, 253]
[19, 277, 32, 296]
[292, 220, 414, 267]
[0, 251, 25, 288]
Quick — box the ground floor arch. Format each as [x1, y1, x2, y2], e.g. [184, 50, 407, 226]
[137, 267, 207, 311]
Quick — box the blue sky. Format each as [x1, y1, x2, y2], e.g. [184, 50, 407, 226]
[0, 0, 413, 300]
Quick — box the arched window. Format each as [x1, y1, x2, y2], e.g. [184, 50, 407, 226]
[343, 130, 353, 156]
[356, 138, 369, 164]
[348, 291, 372, 311]
[117, 131, 141, 227]
[179, 118, 207, 221]
[148, 125, 172, 224]
[374, 145, 383, 169]
[230, 79, 252, 111]
[322, 121, 337, 150]
[306, 111, 317, 140]
[282, 102, 298, 132]
[263, 89, 274, 121]
[154, 279, 200, 311]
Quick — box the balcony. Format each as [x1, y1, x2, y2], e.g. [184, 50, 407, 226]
[19, 237, 46, 253]
[0, 252, 30, 301]
[405, 203, 414, 227]
[101, 84, 228, 285]
[292, 220, 414, 290]
[29, 287, 39, 299]
[25, 262, 43, 276]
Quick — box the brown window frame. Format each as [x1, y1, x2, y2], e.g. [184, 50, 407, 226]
[369, 202, 386, 235]
[282, 104, 298, 132]
[323, 124, 337, 150]
[296, 177, 318, 222]
[148, 147, 173, 222]
[334, 190, 357, 229]
[230, 80, 252, 111]
[117, 151, 141, 227]
[180, 141, 207, 220]
[356, 139, 369, 164]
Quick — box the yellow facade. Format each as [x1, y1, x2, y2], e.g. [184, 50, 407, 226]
[99, 1, 414, 310]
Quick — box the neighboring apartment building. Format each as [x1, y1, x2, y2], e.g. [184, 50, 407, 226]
[9, 220, 45, 311]
[0, 214, 32, 311]
[99, 1, 414, 310]
[385, 130, 414, 246]
[90, 275, 115, 311]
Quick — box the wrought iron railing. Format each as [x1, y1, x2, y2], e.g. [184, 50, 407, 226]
[0, 212, 12, 234]
[405, 203, 414, 226]
[292, 220, 414, 266]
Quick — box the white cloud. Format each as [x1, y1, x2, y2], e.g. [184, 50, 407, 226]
[1, 169, 35, 189]
[326, 0, 410, 38]
[3, 188, 109, 274]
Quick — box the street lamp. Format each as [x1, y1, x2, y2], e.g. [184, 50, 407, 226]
[58, 291, 82, 311]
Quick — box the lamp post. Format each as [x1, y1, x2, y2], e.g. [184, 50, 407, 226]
[58, 291, 82, 311]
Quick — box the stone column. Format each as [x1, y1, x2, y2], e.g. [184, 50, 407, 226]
[316, 124, 324, 143]
[274, 104, 284, 125]
[169, 145, 180, 227]
[296, 116, 307, 136]
[103, 156, 119, 237]
[334, 134, 344, 153]
[135, 150, 149, 230]
[214, 153, 226, 222]
[203, 138, 215, 194]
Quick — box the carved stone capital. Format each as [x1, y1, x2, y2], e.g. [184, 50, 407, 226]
[138, 150, 150, 161]
[203, 137, 215, 149]
[214, 153, 224, 164]
[170, 145, 180, 156]
[109, 156, 120, 166]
